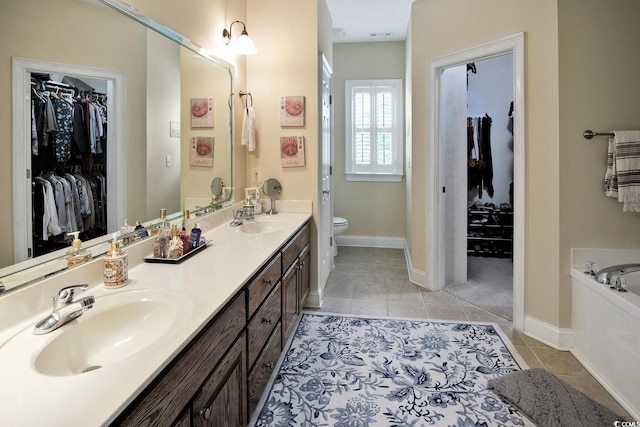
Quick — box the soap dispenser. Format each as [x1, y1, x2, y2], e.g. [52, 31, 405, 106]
[66, 231, 91, 268]
[104, 233, 129, 289]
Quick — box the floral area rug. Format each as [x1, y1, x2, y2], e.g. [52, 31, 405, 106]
[250, 313, 533, 427]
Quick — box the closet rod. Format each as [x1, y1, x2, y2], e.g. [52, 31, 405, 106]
[583, 129, 614, 139]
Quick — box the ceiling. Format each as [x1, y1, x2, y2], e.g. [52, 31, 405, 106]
[326, 0, 415, 43]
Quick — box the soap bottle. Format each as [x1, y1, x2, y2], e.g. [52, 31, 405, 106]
[189, 222, 202, 250]
[179, 210, 191, 255]
[134, 220, 148, 238]
[66, 231, 91, 268]
[104, 233, 129, 289]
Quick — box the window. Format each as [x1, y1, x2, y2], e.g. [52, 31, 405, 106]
[345, 79, 404, 182]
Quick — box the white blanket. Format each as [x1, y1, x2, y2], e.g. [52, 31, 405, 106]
[605, 130, 640, 212]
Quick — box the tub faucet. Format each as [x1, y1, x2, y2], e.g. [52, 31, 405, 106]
[609, 275, 628, 293]
[33, 284, 95, 335]
[594, 264, 640, 285]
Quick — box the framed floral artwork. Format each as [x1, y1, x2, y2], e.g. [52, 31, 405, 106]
[280, 96, 305, 127]
[190, 136, 214, 167]
[280, 136, 305, 167]
[190, 97, 213, 127]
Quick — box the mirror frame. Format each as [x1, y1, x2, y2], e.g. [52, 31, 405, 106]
[1, 0, 234, 294]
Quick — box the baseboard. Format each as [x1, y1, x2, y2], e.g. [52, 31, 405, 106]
[336, 235, 405, 249]
[304, 290, 322, 309]
[523, 315, 573, 351]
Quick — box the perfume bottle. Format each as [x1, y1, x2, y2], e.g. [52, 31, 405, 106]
[179, 210, 191, 254]
[153, 209, 171, 258]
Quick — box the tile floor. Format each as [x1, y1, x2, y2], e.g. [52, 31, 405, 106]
[316, 246, 630, 418]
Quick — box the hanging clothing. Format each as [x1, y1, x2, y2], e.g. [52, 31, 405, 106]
[467, 114, 494, 198]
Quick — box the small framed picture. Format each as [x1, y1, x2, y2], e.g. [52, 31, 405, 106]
[190, 136, 214, 167]
[280, 96, 305, 127]
[280, 136, 305, 167]
[190, 97, 213, 128]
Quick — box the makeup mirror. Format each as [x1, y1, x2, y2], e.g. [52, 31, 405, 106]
[262, 178, 282, 215]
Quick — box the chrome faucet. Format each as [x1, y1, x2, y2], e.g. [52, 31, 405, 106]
[230, 204, 255, 227]
[33, 284, 95, 335]
[594, 264, 640, 285]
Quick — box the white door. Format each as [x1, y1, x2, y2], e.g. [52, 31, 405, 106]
[318, 54, 333, 291]
[441, 65, 468, 284]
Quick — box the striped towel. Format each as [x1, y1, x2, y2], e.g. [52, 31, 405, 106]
[605, 131, 640, 212]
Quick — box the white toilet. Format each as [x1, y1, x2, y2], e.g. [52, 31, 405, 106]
[332, 217, 349, 256]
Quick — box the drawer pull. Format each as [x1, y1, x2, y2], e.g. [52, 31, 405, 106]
[199, 407, 212, 420]
[265, 362, 273, 369]
[263, 278, 273, 286]
[262, 317, 272, 324]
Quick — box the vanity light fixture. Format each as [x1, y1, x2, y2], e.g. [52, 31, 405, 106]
[222, 20, 257, 55]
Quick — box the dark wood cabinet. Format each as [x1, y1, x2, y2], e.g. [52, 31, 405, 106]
[112, 219, 311, 427]
[112, 293, 246, 427]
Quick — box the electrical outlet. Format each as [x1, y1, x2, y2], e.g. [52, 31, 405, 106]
[166, 155, 171, 167]
[252, 167, 262, 183]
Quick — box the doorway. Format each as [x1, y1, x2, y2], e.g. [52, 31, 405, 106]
[426, 33, 525, 331]
[12, 57, 126, 263]
[442, 54, 514, 321]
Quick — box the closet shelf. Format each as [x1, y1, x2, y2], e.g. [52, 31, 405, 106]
[467, 205, 513, 258]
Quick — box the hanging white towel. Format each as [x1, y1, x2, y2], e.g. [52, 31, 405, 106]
[241, 106, 256, 152]
[606, 131, 640, 212]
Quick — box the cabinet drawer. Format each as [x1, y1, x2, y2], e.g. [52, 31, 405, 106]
[247, 283, 281, 368]
[282, 222, 310, 272]
[248, 323, 282, 417]
[113, 293, 246, 426]
[247, 253, 281, 317]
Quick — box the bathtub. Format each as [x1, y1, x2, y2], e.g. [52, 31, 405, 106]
[571, 248, 640, 420]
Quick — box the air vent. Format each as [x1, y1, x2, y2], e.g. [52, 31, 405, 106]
[332, 27, 346, 38]
[369, 32, 392, 38]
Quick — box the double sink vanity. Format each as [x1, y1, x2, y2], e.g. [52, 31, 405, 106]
[0, 202, 312, 426]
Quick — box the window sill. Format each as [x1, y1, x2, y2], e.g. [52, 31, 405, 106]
[345, 173, 404, 183]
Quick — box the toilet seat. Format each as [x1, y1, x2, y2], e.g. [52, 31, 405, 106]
[333, 217, 348, 226]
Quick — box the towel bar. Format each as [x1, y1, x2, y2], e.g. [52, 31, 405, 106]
[583, 129, 614, 139]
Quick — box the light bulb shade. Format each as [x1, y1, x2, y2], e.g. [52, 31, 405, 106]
[234, 32, 257, 55]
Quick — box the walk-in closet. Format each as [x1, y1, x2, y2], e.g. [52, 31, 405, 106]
[30, 72, 109, 258]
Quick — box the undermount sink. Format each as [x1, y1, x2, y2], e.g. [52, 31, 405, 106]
[29, 289, 191, 376]
[239, 216, 287, 234]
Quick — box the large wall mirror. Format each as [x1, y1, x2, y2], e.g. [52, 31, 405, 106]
[0, 0, 234, 293]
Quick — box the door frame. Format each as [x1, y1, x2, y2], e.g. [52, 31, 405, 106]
[426, 33, 526, 330]
[12, 57, 126, 262]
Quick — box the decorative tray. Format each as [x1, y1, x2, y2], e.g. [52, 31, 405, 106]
[143, 242, 209, 264]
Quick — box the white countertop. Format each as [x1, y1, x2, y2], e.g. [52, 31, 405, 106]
[0, 205, 311, 426]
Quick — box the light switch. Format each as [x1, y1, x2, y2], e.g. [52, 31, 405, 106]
[166, 155, 171, 167]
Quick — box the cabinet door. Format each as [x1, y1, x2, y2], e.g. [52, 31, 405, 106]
[298, 243, 310, 307]
[174, 408, 191, 427]
[192, 334, 247, 427]
[282, 261, 299, 343]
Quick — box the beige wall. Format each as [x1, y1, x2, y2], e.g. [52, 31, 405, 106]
[558, 0, 640, 326]
[409, 0, 562, 326]
[246, 0, 333, 292]
[333, 42, 407, 239]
